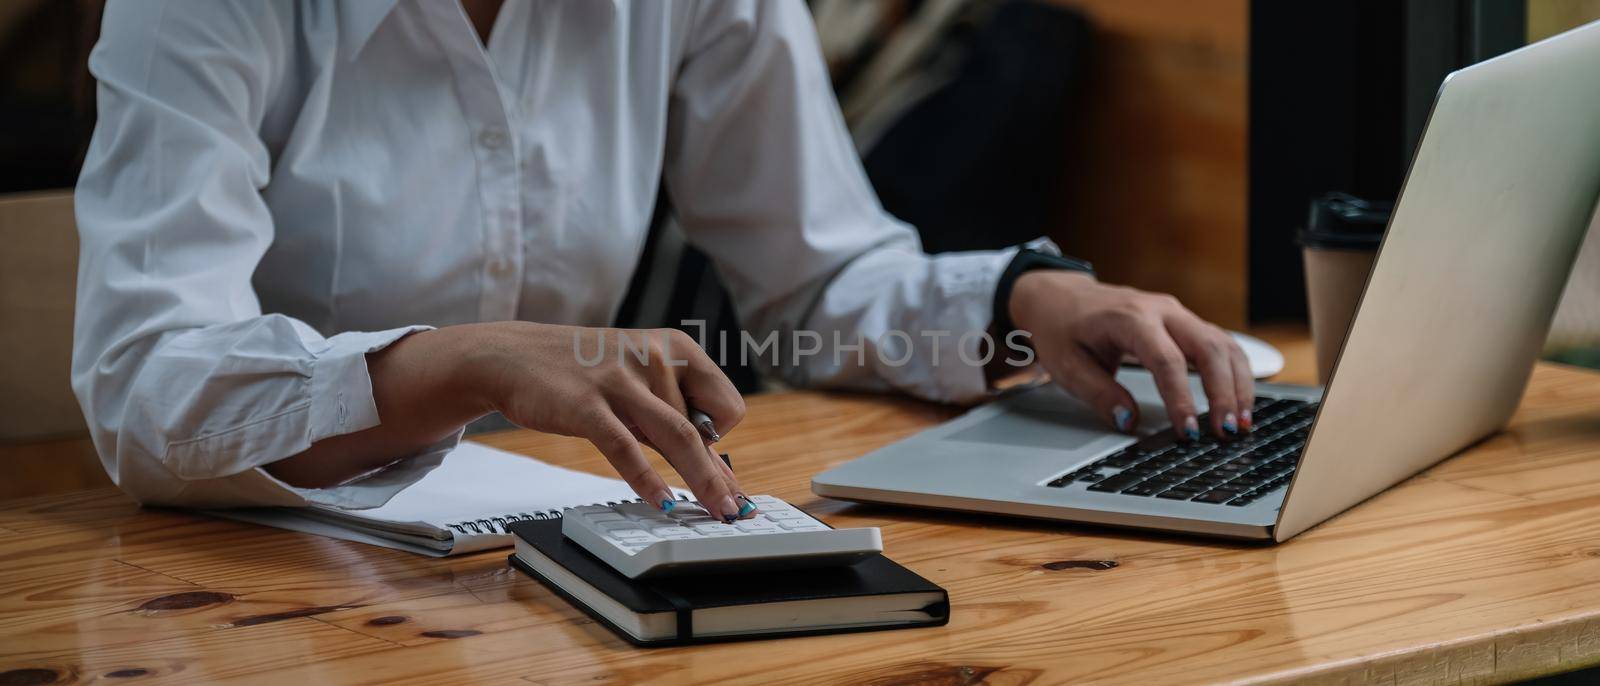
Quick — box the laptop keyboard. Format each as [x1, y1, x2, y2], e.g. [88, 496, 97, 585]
[1046, 396, 1318, 507]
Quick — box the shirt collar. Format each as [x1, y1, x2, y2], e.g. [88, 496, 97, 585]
[338, 0, 401, 61]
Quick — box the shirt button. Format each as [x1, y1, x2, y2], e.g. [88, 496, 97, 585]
[478, 127, 508, 150]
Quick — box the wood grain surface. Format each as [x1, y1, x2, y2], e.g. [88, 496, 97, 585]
[5, 341, 1600, 684]
[1045, 0, 1250, 329]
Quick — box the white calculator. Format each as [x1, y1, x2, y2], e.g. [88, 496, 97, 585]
[561, 495, 882, 579]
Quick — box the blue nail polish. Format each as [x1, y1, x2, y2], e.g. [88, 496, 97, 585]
[737, 500, 756, 518]
[659, 499, 676, 513]
[1183, 417, 1201, 441]
[722, 514, 737, 524]
[1223, 421, 1237, 434]
[1113, 406, 1134, 433]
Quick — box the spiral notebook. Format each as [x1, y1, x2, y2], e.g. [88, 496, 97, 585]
[209, 441, 685, 556]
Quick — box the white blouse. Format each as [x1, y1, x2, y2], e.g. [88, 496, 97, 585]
[72, 0, 1024, 509]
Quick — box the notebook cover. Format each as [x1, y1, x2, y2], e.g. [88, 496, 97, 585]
[506, 519, 950, 646]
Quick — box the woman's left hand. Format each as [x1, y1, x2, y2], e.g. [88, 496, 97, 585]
[1008, 270, 1254, 439]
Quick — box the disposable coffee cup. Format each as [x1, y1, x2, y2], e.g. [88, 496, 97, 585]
[1299, 193, 1391, 384]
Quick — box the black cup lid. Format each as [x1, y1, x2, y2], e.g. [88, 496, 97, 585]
[1299, 192, 1391, 250]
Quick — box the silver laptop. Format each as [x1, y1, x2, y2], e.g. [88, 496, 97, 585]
[813, 20, 1600, 542]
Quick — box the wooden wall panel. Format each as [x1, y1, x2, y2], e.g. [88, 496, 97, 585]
[0, 191, 85, 442]
[1046, 0, 1249, 329]
[1528, 0, 1600, 41]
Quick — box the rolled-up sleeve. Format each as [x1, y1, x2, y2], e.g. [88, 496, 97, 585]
[72, 0, 453, 509]
[666, 0, 1021, 404]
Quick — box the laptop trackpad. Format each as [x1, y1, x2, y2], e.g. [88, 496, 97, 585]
[945, 404, 1114, 451]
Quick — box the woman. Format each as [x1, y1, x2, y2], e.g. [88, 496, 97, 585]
[73, 0, 1252, 523]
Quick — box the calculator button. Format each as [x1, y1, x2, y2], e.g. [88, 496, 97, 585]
[584, 513, 626, 523]
[749, 495, 783, 506]
[691, 523, 737, 534]
[599, 521, 642, 531]
[674, 516, 717, 526]
[763, 510, 807, 521]
[735, 520, 780, 533]
[615, 502, 661, 517]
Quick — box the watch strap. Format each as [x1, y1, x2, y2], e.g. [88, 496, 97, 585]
[991, 248, 1096, 339]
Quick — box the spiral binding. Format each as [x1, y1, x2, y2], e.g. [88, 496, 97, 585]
[443, 494, 691, 536]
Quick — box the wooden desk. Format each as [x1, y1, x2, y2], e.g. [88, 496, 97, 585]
[5, 358, 1600, 683]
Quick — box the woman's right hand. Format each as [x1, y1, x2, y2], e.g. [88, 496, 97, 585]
[464, 322, 749, 522]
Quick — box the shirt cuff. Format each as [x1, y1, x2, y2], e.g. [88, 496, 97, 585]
[915, 247, 1022, 404]
[307, 326, 434, 444]
[1025, 236, 1064, 257]
[929, 237, 1063, 404]
[160, 325, 432, 481]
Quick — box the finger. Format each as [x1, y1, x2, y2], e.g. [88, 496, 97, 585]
[663, 374, 743, 510]
[633, 345, 745, 514]
[704, 442, 757, 516]
[623, 421, 743, 510]
[638, 357, 746, 513]
[1168, 320, 1240, 438]
[1118, 319, 1199, 440]
[1041, 344, 1140, 434]
[581, 406, 678, 511]
[1228, 341, 1257, 432]
[671, 331, 746, 440]
[646, 329, 745, 443]
[702, 439, 738, 485]
[620, 393, 742, 522]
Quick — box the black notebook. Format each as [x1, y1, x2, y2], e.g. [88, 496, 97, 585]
[507, 518, 949, 646]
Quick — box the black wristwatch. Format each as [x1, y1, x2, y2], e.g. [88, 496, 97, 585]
[992, 247, 1096, 339]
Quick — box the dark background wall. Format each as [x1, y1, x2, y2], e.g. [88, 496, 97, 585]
[1248, 0, 1529, 322]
